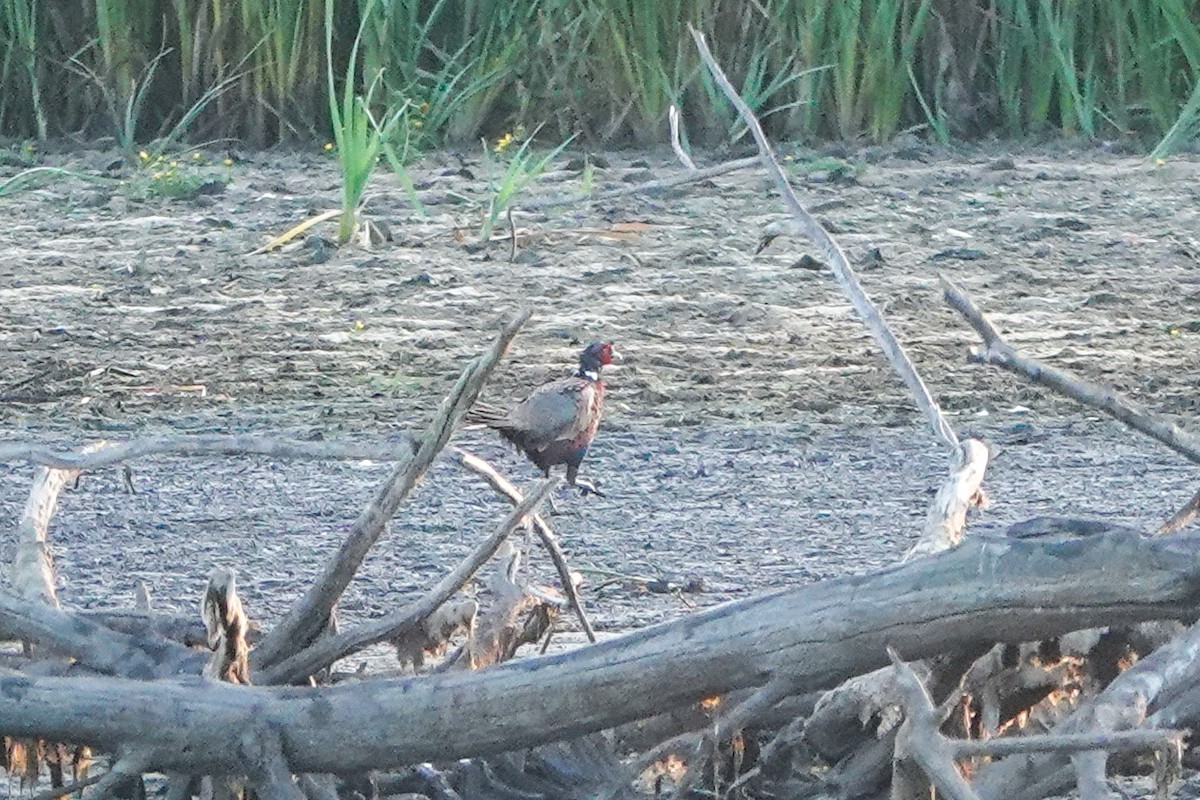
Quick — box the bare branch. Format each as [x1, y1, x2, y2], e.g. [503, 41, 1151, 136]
[689, 26, 958, 453]
[668, 105, 697, 170]
[257, 477, 558, 685]
[952, 729, 1187, 759]
[888, 647, 980, 800]
[942, 278, 1200, 466]
[243, 729, 306, 800]
[455, 449, 596, 643]
[253, 310, 530, 670]
[8, 528, 1197, 774]
[0, 589, 202, 678]
[25, 750, 152, 800]
[1159, 487, 1200, 533]
[0, 435, 417, 471]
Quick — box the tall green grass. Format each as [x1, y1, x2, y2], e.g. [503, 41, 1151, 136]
[4, 0, 1200, 150]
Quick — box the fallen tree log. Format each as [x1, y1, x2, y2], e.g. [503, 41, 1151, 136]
[3, 528, 1200, 776]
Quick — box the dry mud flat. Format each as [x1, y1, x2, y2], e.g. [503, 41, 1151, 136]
[0, 142, 1199, 637]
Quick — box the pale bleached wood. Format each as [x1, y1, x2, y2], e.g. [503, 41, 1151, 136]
[257, 477, 557, 685]
[252, 310, 530, 670]
[202, 567, 250, 684]
[905, 439, 990, 562]
[5, 528, 1200, 775]
[10, 466, 76, 609]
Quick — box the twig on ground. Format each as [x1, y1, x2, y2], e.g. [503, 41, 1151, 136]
[942, 278, 1200, 465]
[689, 25, 959, 455]
[252, 310, 529, 671]
[455, 449, 596, 643]
[257, 477, 558, 685]
[517, 157, 759, 212]
[0, 435, 418, 471]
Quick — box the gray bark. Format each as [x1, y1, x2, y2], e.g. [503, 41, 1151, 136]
[3, 528, 1200, 776]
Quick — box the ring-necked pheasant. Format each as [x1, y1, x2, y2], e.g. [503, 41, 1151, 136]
[468, 342, 618, 496]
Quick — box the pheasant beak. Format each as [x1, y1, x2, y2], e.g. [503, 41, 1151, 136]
[607, 347, 623, 365]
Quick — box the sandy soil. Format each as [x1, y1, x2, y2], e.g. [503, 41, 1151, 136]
[1, 140, 1198, 649]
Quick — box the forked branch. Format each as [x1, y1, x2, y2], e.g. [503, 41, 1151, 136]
[257, 477, 558, 685]
[253, 310, 530, 670]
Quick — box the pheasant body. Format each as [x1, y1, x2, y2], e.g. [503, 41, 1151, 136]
[469, 342, 617, 490]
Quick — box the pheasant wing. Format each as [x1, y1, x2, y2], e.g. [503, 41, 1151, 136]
[505, 378, 596, 448]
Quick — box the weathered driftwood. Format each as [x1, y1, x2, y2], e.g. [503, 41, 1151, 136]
[905, 438, 990, 561]
[4, 528, 1200, 777]
[889, 649, 1187, 800]
[455, 448, 596, 643]
[0, 590, 202, 678]
[690, 26, 960, 456]
[252, 310, 529, 671]
[10, 465, 76, 611]
[972, 613, 1200, 800]
[76, 608, 254, 648]
[256, 477, 558, 685]
[201, 567, 251, 684]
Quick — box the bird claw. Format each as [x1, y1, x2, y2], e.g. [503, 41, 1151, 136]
[574, 479, 605, 498]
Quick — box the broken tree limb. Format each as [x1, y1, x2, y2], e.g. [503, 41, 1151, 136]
[942, 277, 1200, 466]
[889, 647, 979, 800]
[10, 465, 77, 609]
[455, 449, 596, 643]
[689, 26, 959, 455]
[0, 589, 203, 678]
[974, 612, 1200, 800]
[252, 310, 530, 670]
[256, 477, 558, 685]
[7, 527, 1200, 775]
[904, 439, 990, 561]
[202, 567, 251, 684]
[0, 435, 417, 471]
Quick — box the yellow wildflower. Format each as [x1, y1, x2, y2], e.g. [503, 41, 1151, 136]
[494, 132, 515, 154]
[324, 142, 335, 151]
